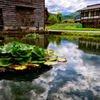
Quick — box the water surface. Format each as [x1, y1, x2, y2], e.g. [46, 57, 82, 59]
[0, 35, 100, 100]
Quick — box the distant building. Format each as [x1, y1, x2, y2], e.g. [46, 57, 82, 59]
[0, 0, 45, 30]
[78, 3, 100, 28]
[63, 19, 71, 23]
[45, 8, 50, 26]
[75, 19, 81, 23]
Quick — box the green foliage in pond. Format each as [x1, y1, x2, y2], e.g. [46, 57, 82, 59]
[26, 33, 41, 38]
[0, 42, 65, 68]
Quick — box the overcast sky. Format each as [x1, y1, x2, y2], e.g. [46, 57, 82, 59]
[45, 0, 100, 13]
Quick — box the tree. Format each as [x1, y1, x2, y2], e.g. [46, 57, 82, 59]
[48, 15, 57, 25]
[61, 20, 66, 24]
[56, 12, 62, 23]
[67, 19, 75, 23]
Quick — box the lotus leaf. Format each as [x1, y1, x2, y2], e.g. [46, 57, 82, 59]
[11, 48, 32, 57]
[0, 58, 13, 67]
[50, 55, 57, 61]
[57, 58, 67, 62]
[14, 65, 27, 70]
[40, 49, 48, 57]
[55, 54, 65, 57]
[32, 61, 45, 64]
[9, 64, 21, 69]
[32, 46, 42, 57]
[34, 64, 39, 67]
[0, 46, 3, 54]
[44, 61, 58, 65]
[38, 58, 46, 61]
[48, 49, 54, 55]
[19, 57, 32, 65]
[14, 58, 23, 61]
[1, 43, 13, 53]
[32, 46, 48, 57]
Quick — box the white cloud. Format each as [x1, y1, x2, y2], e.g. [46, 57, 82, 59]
[45, 0, 100, 13]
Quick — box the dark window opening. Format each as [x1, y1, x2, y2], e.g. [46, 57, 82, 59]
[96, 11, 100, 16]
[18, 0, 32, 2]
[0, 8, 3, 25]
[19, 10, 32, 15]
[91, 11, 94, 16]
[84, 12, 89, 17]
[81, 13, 84, 17]
[25, 0, 31, 2]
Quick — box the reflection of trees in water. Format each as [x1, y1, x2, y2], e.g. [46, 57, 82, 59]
[47, 35, 61, 46]
[0, 80, 45, 100]
[78, 38, 100, 55]
[47, 35, 79, 46]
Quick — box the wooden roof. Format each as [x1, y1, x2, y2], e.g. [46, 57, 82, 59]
[16, 5, 36, 10]
[75, 19, 81, 21]
[78, 3, 100, 11]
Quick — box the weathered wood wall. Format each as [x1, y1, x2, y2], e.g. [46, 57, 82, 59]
[0, 0, 45, 30]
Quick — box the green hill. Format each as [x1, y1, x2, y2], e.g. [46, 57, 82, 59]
[49, 12, 56, 16]
[49, 12, 81, 20]
[62, 12, 81, 20]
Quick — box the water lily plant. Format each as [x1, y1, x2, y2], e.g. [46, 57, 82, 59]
[26, 33, 41, 38]
[0, 42, 67, 71]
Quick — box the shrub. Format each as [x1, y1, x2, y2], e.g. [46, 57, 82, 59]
[67, 19, 75, 23]
[26, 33, 41, 38]
[17, 26, 23, 31]
[84, 32, 89, 36]
[92, 33, 98, 37]
[78, 33, 83, 36]
[48, 15, 57, 25]
[60, 21, 66, 24]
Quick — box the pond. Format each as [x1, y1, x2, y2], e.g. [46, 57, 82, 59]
[0, 35, 100, 100]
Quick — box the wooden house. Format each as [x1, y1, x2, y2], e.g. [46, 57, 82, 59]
[0, 0, 45, 30]
[78, 3, 100, 28]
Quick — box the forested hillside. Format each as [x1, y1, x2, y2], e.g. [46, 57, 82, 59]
[62, 12, 81, 20]
[49, 12, 81, 20]
[49, 12, 56, 16]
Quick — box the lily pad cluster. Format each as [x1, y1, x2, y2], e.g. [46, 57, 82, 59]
[0, 42, 67, 70]
[26, 33, 41, 38]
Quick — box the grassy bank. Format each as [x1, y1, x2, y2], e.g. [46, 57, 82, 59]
[61, 32, 100, 37]
[46, 24, 100, 31]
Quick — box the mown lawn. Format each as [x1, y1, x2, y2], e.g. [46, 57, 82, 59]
[45, 24, 100, 31]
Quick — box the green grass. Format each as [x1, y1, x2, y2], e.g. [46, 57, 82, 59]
[46, 27, 100, 31]
[61, 32, 100, 37]
[46, 24, 100, 31]
[54, 24, 82, 28]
